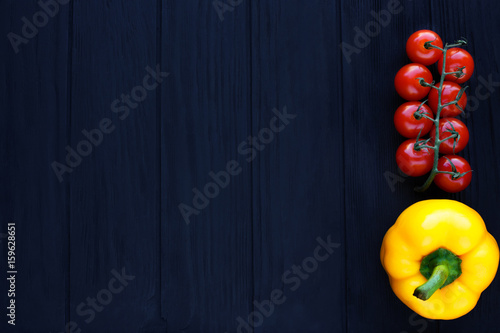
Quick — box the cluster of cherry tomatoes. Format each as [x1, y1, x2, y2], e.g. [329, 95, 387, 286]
[394, 30, 474, 193]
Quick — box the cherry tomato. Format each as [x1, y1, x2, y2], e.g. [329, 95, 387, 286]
[394, 102, 434, 138]
[406, 30, 443, 65]
[427, 81, 467, 117]
[395, 64, 433, 101]
[437, 48, 474, 84]
[396, 139, 434, 177]
[434, 155, 472, 192]
[430, 118, 469, 154]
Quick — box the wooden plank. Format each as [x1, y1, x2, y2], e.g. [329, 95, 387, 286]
[341, 0, 441, 332]
[160, 1, 254, 332]
[433, 0, 500, 331]
[68, 1, 165, 331]
[250, 1, 346, 331]
[0, 0, 70, 331]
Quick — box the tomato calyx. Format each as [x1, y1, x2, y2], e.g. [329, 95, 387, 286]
[423, 39, 438, 50]
[446, 65, 466, 81]
[441, 85, 468, 114]
[417, 78, 436, 89]
[456, 37, 468, 46]
[413, 128, 434, 152]
[413, 138, 433, 152]
[442, 121, 460, 154]
[412, 99, 431, 120]
[438, 156, 472, 181]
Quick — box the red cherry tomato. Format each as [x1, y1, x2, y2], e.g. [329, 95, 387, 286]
[434, 155, 472, 192]
[437, 48, 474, 84]
[427, 81, 467, 117]
[396, 139, 434, 177]
[394, 102, 434, 138]
[395, 63, 433, 101]
[430, 118, 469, 154]
[406, 30, 443, 65]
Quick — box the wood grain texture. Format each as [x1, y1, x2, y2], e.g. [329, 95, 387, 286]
[251, 1, 346, 332]
[69, 0, 164, 332]
[0, 1, 70, 331]
[1, 0, 500, 332]
[161, 1, 253, 332]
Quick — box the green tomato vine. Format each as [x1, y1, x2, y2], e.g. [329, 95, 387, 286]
[412, 38, 472, 192]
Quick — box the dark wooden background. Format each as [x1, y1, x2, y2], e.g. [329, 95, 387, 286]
[2, 0, 500, 332]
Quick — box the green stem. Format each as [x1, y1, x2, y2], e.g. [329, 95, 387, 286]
[419, 145, 437, 150]
[425, 43, 444, 52]
[414, 42, 450, 192]
[444, 71, 463, 76]
[413, 248, 462, 301]
[413, 265, 449, 301]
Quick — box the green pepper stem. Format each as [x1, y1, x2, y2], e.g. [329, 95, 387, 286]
[413, 265, 449, 301]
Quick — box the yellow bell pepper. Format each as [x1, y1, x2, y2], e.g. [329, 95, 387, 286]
[380, 199, 499, 320]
